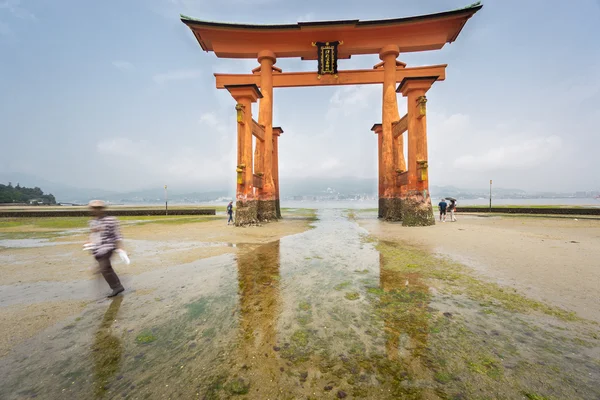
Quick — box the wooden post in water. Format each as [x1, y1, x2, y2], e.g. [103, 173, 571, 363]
[164, 185, 168, 215]
[489, 179, 492, 212]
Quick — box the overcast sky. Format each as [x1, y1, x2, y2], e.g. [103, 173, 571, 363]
[1, 0, 599, 193]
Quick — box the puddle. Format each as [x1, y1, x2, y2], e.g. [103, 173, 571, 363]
[126, 239, 235, 255]
[0, 209, 598, 399]
[0, 238, 80, 248]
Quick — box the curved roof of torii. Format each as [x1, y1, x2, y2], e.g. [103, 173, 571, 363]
[181, 2, 482, 59]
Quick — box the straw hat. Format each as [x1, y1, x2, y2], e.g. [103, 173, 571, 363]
[88, 200, 106, 208]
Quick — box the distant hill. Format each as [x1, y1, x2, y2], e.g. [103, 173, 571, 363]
[0, 172, 116, 203]
[280, 177, 377, 197]
[100, 189, 230, 204]
[0, 182, 56, 204]
[0, 172, 592, 204]
[430, 185, 528, 199]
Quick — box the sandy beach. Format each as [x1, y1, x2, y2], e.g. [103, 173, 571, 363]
[0, 211, 314, 357]
[1, 209, 599, 399]
[359, 212, 600, 323]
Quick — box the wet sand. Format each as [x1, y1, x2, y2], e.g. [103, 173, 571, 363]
[359, 212, 600, 323]
[0, 212, 314, 357]
[1, 209, 598, 399]
[0, 300, 88, 358]
[0, 214, 312, 285]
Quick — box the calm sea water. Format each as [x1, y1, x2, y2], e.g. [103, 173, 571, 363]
[142, 198, 600, 209]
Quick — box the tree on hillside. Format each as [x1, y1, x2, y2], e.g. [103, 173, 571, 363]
[0, 183, 57, 204]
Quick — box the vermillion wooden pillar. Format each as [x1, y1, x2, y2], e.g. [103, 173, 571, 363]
[272, 127, 283, 218]
[256, 50, 278, 221]
[371, 124, 383, 218]
[397, 77, 437, 226]
[379, 45, 403, 221]
[226, 84, 263, 226]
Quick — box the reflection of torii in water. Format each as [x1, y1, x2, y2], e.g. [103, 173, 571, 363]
[92, 297, 124, 399]
[379, 253, 439, 397]
[233, 240, 283, 398]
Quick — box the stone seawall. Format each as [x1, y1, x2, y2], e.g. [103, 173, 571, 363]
[457, 207, 600, 215]
[0, 209, 216, 218]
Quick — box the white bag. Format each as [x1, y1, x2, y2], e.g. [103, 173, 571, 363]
[116, 249, 131, 265]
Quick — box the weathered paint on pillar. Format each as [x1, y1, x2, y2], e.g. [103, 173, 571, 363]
[273, 127, 283, 218]
[254, 136, 264, 188]
[397, 77, 437, 226]
[379, 45, 402, 220]
[371, 124, 384, 218]
[395, 125, 406, 174]
[256, 50, 278, 221]
[241, 97, 254, 196]
[226, 84, 263, 226]
[236, 104, 245, 201]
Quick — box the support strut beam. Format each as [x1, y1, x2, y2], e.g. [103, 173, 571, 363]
[215, 65, 446, 89]
[393, 114, 408, 138]
[252, 119, 265, 141]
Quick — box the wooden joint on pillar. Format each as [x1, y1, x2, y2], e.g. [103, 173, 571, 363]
[396, 171, 409, 187]
[396, 76, 438, 96]
[235, 103, 245, 124]
[373, 60, 406, 69]
[379, 44, 400, 60]
[252, 65, 283, 74]
[370, 123, 382, 134]
[226, 84, 263, 102]
[253, 174, 264, 188]
[236, 164, 245, 185]
[258, 50, 277, 64]
[417, 160, 428, 182]
[416, 96, 427, 119]
[273, 127, 284, 136]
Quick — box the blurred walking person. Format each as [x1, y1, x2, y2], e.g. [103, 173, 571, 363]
[86, 200, 125, 297]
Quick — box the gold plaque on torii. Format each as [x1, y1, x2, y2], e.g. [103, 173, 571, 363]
[312, 41, 343, 78]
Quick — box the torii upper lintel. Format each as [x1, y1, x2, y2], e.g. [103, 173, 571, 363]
[181, 2, 482, 59]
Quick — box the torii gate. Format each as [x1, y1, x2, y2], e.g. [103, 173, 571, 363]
[181, 2, 482, 226]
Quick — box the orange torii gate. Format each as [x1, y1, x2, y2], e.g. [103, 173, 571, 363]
[181, 2, 482, 226]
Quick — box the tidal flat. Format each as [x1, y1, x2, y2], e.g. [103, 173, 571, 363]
[0, 209, 598, 399]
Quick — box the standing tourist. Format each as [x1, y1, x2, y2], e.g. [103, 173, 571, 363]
[227, 201, 234, 225]
[448, 199, 457, 222]
[438, 198, 448, 222]
[86, 200, 125, 297]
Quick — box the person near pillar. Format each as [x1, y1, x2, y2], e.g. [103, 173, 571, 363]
[86, 200, 125, 297]
[438, 198, 448, 223]
[448, 199, 457, 222]
[227, 201, 234, 225]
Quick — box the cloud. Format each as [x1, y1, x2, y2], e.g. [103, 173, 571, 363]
[199, 112, 219, 127]
[97, 138, 147, 159]
[327, 85, 379, 119]
[96, 127, 237, 187]
[320, 157, 342, 171]
[0, 21, 13, 38]
[0, 0, 35, 20]
[296, 13, 315, 22]
[453, 136, 562, 171]
[112, 60, 134, 71]
[152, 68, 202, 84]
